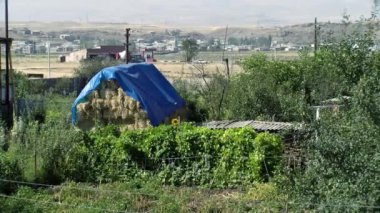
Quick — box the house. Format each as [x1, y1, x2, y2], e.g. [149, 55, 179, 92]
[87, 45, 125, 59]
[31, 31, 42, 36]
[22, 44, 35, 54]
[18, 28, 31, 35]
[59, 34, 71, 40]
[312, 96, 351, 120]
[232, 46, 250, 52]
[66, 46, 125, 62]
[66, 49, 87, 62]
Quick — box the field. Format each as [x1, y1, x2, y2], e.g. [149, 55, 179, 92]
[10, 51, 299, 80]
[12, 55, 78, 78]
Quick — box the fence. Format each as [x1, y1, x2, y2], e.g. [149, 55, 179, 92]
[28, 77, 87, 95]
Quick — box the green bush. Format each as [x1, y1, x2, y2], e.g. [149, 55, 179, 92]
[66, 124, 284, 188]
[7, 120, 86, 184]
[0, 152, 22, 194]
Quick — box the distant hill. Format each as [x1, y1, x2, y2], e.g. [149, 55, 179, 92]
[3, 20, 379, 45]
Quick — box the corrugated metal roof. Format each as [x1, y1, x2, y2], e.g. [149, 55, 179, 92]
[202, 120, 301, 131]
[87, 46, 125, 54]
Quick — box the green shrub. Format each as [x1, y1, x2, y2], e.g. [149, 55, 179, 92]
[7, 120, 86, 184]
[69, 124, 284, 188]
[0, 152, 22, 194]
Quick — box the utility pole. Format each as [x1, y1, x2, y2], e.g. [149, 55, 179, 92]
[1, 0, 13, 129]
[5, 0, 10, 106]
[314, 17, 318, 54]
[222, 25, 230, 79]
[125, 28, 131, 64]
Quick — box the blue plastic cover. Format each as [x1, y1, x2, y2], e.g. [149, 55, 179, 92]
[71, 63, 185, 126]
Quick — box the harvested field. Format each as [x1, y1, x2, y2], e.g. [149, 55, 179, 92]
[10, 55, 243, 81]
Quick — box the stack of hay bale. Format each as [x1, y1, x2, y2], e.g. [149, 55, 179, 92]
[77, 87, 151, 130]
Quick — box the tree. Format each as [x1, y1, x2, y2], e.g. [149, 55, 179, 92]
[181, 39, 199, 62]
[74, 58, 120, 80]
[227, 37, 240, 45]
[284, 17, 380, 211]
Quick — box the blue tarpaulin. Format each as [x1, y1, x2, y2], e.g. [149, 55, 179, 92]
[71, 63, 185, 126]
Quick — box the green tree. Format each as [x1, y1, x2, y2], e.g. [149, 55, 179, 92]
[283, 17, 380, 212]
[74, 58, 120, 80]
[227, 37, 240, 45]
[181, 39, 199, 62]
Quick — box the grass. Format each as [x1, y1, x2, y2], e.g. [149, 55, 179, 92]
[0, 179, 286, 212]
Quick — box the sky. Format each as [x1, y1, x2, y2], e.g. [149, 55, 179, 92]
[0, 0, 375, 26]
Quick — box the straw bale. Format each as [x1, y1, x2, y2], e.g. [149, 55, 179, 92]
[124, 116, 135, 124]
[110, 99, 119, 111]
[103, 109, 113, 120]
[91, 98, 104, 110]
[121, 108, 130, 120]
[105, 89, 115, 100]
[77, 102, 91, 112]
[76, 86, 163, 130]
[92, 90, 100, 99]
[128, 99, 137, 111]
[127, 124, 135, 130]
[77, 102, 92, 118]
[133, 112, 140, 121]
[136, 120, 147, 129]
[117, 88, 125, 104]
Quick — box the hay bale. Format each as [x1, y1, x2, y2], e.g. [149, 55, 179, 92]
[121, 108, 130, 120]
[77, 102, 92, 119]
[117, 88, 125, 104]
[127, 124, 135, 130]
[123, 96, 130, 109]
[77, 102, 91, 112]
[146, 120, 152, 127]
[128, 99, 137, 112]
[103, 108, 113, 121]
[136, 119, 147, 129]
[140, 111, 147, 119]
[77, 86, 163, 129]
[91, 90, 100, 99]
[110, 99, 119, 111]
[104, 89, 115, 100]
[91, 98, 105, 109]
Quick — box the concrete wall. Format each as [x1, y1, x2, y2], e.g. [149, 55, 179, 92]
[66, 49, 87, 62]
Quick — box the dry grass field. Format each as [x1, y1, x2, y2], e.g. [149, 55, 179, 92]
[9, 51, 298, 80]
[12, 55, 79, 78]
[10, 55, 241, 81]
